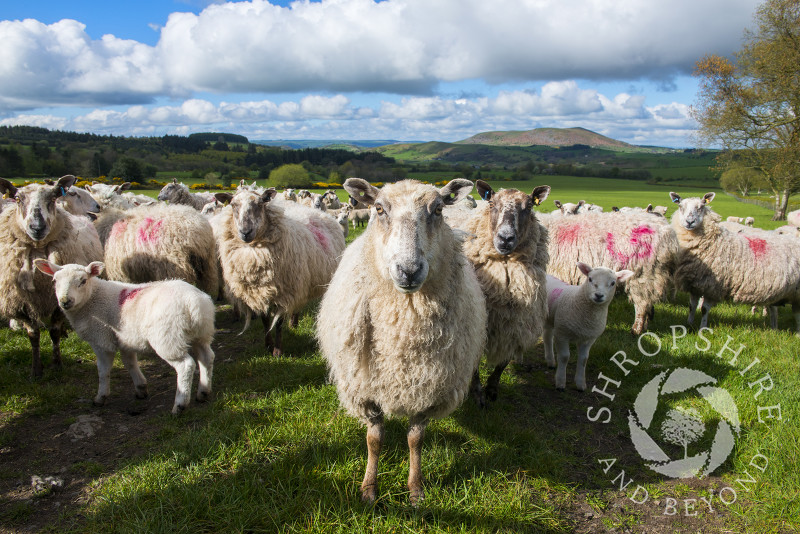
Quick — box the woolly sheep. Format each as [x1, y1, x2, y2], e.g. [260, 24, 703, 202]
[774, 225, 800, 237]
[541, 211, 679, 335]
[283, 188, 297, 202]
[671, 192, 800, 332]
[44, 177, 101, 216]
[215, 187, 345, 356]
[335, 211, 349, 239]
[34, 260, 215, 415]
[0, 175, 104, 376]
[726, 216, 745, 224]
[85, 182, 136, 210]
[553, 199, 584, 215]
[201, 199, 224, 218]
[296, 190, 313, 207]
[310, 192, 328, 212]
[445, 180, 551, 404]
[787, 209, 800, 227]
[322, 190, 342, 209]
[157, 179, 216, 210]
[93, 204, 219, 297]
[348, 208, 370, 229]
[317, 178, 486, 504]
[544, 263, 633, 391]
[745, 216, 755, 226]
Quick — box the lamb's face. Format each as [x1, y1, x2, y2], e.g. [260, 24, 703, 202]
[33, 261, 103, 311]
[13, 183, 63, 242]
[479, 182, 550, 255]
[578, 263, 633, 305]
[60, 187, 101, 215]
[229, 189, 278, 243]
[671, 192, 715, 231]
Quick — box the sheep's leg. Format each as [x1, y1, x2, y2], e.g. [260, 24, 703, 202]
[272, 316, 284, 357]
[554, 338, 571, 391]
[543, 327, 555, 368]
[48, 310, 65, 370]
[289, 313, 299, 328]
[24, 324, 42, 378]
[484, 361, 509, 402]
[166, 355, 196, 416]
[699, 298, 715, 330]
[120, 349, 148, 399]
[769, 306, 779, 329]
[575, 340, 595, 392]
[469, 369, 485, 408]
[792, 303, 800, 337]
[261, 313, 275, 352]
[631, 302, 647, 335]
[194, 343, 215, 402]
[687, 294, 700, 326]
[407, 415, 428, 506]
[360, 407, 384, 503]
[93, 348, 115, 406]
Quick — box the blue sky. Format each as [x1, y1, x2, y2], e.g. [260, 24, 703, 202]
[0, 0, 762, 147]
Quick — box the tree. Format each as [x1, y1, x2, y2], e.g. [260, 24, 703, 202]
[720, 165, 769, 196]
[661, 408, 705, 460]
[109, 156, 144, 182]
[269, 163, 312, 188]
[692, 0, 800, 219]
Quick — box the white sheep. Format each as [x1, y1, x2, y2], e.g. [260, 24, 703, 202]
[44, 177, 101, 216]
[787, 209, 800, 227]
[310, 192, 328, 212]
[544, 263, 633, 391]
[553, 199, 584, 215]
[671, 192, 800, 332]
[34, 260, 215, 415]
[201, 199, 224, 218]
[0, 175, 104, 376]
[726, 216, 745, 224]
[322, 189, 342, 209]
[157, 179, 216, 210]
[85, 182, 136, 210]
[317, 178, 486, 504]
[348, 208, 370, 229]
[282, 188, 297, 202]
[335, 211, 349, 239]
[745, 216, 755, 226]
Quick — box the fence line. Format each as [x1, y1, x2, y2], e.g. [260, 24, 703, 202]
[724, 191, 800, 213]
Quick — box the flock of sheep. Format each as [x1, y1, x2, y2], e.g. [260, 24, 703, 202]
[1, 173, 798, 503]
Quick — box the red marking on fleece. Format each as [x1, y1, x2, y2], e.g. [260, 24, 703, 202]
[136, 218, 163, 246]
[118, 288, 143, 307]
[110, 220, 127, 240]
[548, 287, 564, 310]
[606, 225, 655, 268]
[307, 221, 329, 252]
[557, 224, 582, 246]
[746, 236, 768, 260]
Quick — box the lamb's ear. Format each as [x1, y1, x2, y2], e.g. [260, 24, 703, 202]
[84, 184, 93, 192]
[616, 270, 634, 283]
[554, 200, 563, 209]
[531, 186, 551, 207]
[577, 261, 592, 276]
[703, 192, 715, 204]
[344, 178, 379, 206]
[119, 182, 131, 192]
[260, 188, 278, 203]
[440, 179, 474, 206]
[0, 178, 17, 198]
[214, 193, 233, 204]
[34, 259, 61, 277]
[669, 192, 681, 204]
[612, 206, 620, 212]
[577, 199, 585, 207]
[53, 175, 77, 198]
[476, 180, 494, 201]
[646, 204, 654, 213]
[86, 262, 104, 277]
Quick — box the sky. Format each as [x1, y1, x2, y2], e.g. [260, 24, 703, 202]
[0, 0, 764, 148]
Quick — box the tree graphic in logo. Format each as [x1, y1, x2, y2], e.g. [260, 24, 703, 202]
[628, 368, 740, 479]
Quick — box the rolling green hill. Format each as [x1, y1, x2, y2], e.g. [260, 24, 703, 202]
[457, 126, 636, 150]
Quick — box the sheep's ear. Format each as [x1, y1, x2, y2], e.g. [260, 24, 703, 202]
[616, 270, 634, 283]
[86, 212, 98, 221]
[577, 199, 585, 207]
[34, 259, 61, 277]
[612, 206, 620, 212]
[669, 192, 681, 204]
[646, 204, 654, 213]
[84, 184, 93, 192]
[119, 182, 131, 192]
[344, 178, 379, 206]
[215, 193, 233, 204]
[703, 192, 715, 204]
[554, 200, 562, 209]
[172, 178, 177, 184]
[86, 262, 104, 277]
[0, 178, 18, 199]
[44, 179, 55, 185]
[476, 180, 494, 201]
[440, 179, 474, 206]
[577, 261, 592, 276]
[53, 175, 77, 198]
[260, 188, 278, 203]
[531, 185, 551, 206]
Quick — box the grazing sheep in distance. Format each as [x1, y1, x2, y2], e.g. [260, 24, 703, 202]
[283, 188, 297, 202]
[745, 216, 755, 226]
[318, 178, 486, 504]
[727, 216, 745, 224]
[323, 190, 342, 209]
[35, 260, 215, 415]
[157, 179, 215, 210]
[0, 175, 104, 376]
[553, 200, 584, 215]
[671, 191, 800, 332]
[311, 192, 328, 212]
[215, 187, 345, 355]
[348, 208, 370, 229]
[445, 180, 551, 404]
[544, 263, 633, 391]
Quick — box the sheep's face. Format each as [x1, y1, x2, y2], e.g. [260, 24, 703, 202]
[86, 182, 130, 204]
[13, 183, 66, 242]
[201, 200, 221, 217]
[311, 193, 327, 211]
[578, 262, 633, 305]
[478, 180, 551, 256]
[345, 178, 473, 293]
[157, 182, 183, 202]
[60, 187, 101, 216]
[34, 260, 103, 311]
[336, 212, 348, 225]
[228, 188, 278, 243]
[554, 200, 582, 216]
[671, 192, 715, 231]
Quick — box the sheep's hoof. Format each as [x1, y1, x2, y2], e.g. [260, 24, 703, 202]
[171, 404, 186, 416]
[196, 390, 210, 402]
[135, 385, 149, 399]
[555, 386, 565, 392]
[360, 484, 377, 503]
[93, 396, 107, 407]
[409, 487, 424, 507]
[272, 348, 283, 357]
[546, 361, 556, 369]
[485, 386, 499, 402]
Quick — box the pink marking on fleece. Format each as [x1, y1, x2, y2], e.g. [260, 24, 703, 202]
[606, 225, 655, 268]
[118, 288, 143, 307]
[745, 236, 768, 260]
[110, 220, 127, 240]
[136, 217, 163, 246]
[307, 221, 330, 252]
[548, 287, 564, 310]
[557, 224, 582, 246]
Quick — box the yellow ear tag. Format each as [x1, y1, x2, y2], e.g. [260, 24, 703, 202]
[704, 198, 711, 204]
[534, 197, 540, 205]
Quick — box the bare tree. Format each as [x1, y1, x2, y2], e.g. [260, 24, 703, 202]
[661, 408, 705, 459]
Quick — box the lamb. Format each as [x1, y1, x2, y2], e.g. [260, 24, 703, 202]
[93, 203, 219, 297]
[348, 208, 370, 229]
[671, 191, 800, 332]
[317, 178, 486, 504]
[0, 175, 104, 376]
[726, 216, 745, 224]
[215, 187, 345, 356]
[34, 260, 215, 415]
[157, 179, 215, 210]
[544, 263, 633, 391]
[200, 199, 224, 218]
[335, 211, 349, 239]
[745, 216, 755, 226]
[445, 180, 551, 404]
[553, 199, 584, 215]
[541, 211, 679, 335]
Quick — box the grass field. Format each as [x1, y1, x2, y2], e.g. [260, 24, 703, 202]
[1, 178, 798, 533]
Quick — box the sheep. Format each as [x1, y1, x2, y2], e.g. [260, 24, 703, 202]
[544, 263, 633, 391]
[787, 209, 800, 227]
[553, 199, 584, 215]
[322, 189, 342, 209]
[445, 180, 551, 404]
[317, 178, 486, 504]
[653, 205, 668, 217]
[296, 190, 313, 207]
[214, 187, 345, 356]
[44, 177, 101, 216]
[85, 182, 136, 210]
[335, 211, 349, 239]
[310, 192, 328, 212]
[283, 188, 297, 202]
[348, 208, 371, 229]
[348, 194, 369, 210]
[93, 204, 219, 297]
[745, 216, 755, 226]
[459, 195, 478, 209]
[774, 225, 800, 237]
[200, 199, 224, 218]
[582, 202, 604, 213]
[34, 260, 215, 415]
[726, 216, 745, 224]
[541, 211, 679, 335]
[0, 175, 103, 377]
[670, 191, 800, 332]
[157, 179, 215, 210]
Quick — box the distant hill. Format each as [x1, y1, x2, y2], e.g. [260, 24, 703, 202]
[457, 127, 634, 150]
[252, 139, 410, 150]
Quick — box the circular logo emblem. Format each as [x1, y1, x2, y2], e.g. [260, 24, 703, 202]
[628, 368, 740, 479]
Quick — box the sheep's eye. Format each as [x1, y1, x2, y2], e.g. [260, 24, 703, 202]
[610, 281, 616, 286]
[434, 204, 443, 216]
[79, 279, 86, 286]
[69, 191, 77, 197]
[375, 204, 385, 215]
[588, 277, 592, 283]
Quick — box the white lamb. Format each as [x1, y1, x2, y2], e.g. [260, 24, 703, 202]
[34, 260, 215, 415]
[544, 263, 633, 391]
